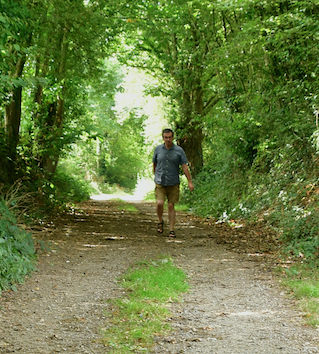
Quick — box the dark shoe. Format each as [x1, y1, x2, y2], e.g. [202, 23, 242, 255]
[157, 221, 164, 233]
[168, 230, 176, 238]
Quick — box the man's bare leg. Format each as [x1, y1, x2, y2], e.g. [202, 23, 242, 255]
[156, 200, 164, 222]
[156, 199, 165, 233]
[168, 202, 175, 232]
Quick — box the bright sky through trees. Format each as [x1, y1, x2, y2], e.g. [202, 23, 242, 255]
[113, 66, 169, 145]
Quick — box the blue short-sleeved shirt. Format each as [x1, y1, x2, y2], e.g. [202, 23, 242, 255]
[152, 144, 188, 186]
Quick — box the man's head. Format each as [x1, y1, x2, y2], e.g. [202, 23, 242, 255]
[162, 128, 174, 148]
[162, 128, 174, 137]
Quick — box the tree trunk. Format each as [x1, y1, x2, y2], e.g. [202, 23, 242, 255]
[39, 30, 69, 178]
[176, 83, 205, 177]
[41, 93, 64, 177]
[4, 86, 22, 153]
[177, 125, 203, 176]
[43, 156, 59, 176]
[4, 56, 26, 179]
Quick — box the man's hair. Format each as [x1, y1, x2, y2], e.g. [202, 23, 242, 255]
[162, 128, 174, 136]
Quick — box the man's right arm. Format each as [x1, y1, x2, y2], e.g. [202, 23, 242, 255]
[152, 146, 158, 174]
[182, 163, 194, 191]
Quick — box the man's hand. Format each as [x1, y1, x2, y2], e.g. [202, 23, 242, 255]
[188, 181, 194, 191]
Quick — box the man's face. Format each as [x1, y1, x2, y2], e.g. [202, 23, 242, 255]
[163, 132, 173, 148]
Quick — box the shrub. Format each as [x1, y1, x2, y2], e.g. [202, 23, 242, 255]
[51, 168, 95, 204]
[0, 198, 36, 293]
[28, 168, 96, 214]
[182, 161, 248, 219]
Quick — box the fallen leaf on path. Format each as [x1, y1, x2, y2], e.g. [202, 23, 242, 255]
[82, 244, 108, 247]
[105, 237, 125, 240]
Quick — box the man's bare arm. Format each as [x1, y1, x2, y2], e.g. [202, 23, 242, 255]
[182, 164, 194, 191]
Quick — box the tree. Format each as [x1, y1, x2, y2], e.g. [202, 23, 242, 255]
[26, 0, 123, 176]
[213, 0, 319, 164]
[120, 0, 232, 175]
[187, 0, 319, 220]
[0, 0, 31, 181]
[1, 0, 126, 183]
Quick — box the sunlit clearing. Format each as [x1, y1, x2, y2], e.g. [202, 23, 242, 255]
[91, 177, 154, 201]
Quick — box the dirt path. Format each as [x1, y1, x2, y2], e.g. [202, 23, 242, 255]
[0, 200, 318, 353]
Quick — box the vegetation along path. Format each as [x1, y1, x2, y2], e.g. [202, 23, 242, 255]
[0, 200, 319, 354]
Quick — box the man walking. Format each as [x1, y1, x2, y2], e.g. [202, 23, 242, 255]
[152, 128, 194, 237]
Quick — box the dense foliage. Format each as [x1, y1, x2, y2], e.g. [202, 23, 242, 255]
[182, 0, 319, 260]
[0, 0, 147, 199]
[0, 199, 36, 292]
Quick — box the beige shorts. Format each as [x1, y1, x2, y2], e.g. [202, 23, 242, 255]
[155, 184, 180, 204]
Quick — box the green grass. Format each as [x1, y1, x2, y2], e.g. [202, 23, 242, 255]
[100, 256, 189, 353]
[281, 264, 319, 326]
[175, 203, 191, 212]
[143, 190, 155, 201]
[109, 199, 138, 212]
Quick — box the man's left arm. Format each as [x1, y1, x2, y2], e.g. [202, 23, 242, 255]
[182, 164, 194, 191]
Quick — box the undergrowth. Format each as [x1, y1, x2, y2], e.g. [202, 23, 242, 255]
[186, 139, 319, 262]
[33, 168, 95, 214]
[100, 256, 189, 353]
[0, 198, 36, 293]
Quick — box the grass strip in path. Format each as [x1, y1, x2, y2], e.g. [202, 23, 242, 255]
[100, 256, 189, 353]
[109, 199, 139, 212]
